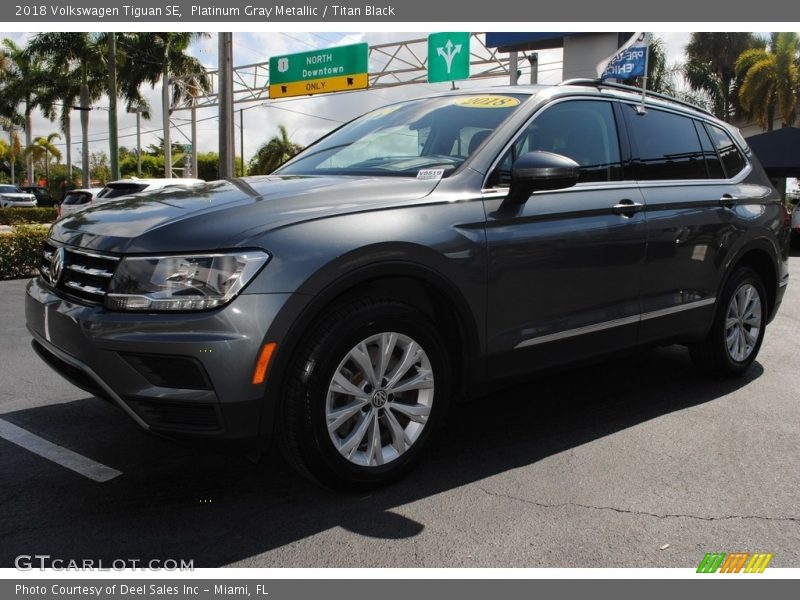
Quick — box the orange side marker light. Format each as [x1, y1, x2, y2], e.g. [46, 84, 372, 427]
[252, 342, 277, 385]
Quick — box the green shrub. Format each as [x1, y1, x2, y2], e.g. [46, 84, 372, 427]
[0, 207, 58, 225]
[0, 225, 49, 280]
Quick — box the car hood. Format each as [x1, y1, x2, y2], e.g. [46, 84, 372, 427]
[49, 175, 441, 253]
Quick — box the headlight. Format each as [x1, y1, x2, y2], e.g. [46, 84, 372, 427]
[105, 251, 269, 311]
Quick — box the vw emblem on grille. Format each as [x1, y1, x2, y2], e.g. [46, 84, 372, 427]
[49, 247, 65, 286]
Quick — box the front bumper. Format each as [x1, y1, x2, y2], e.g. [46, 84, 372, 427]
[26, 276, 295, 442]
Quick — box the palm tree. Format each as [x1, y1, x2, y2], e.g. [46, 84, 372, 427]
[116, 33, 210, 177]
[35, 59, 82, 184]
[0, 138, 11, 180]
[0, 121, 21, 184]
[248, 125, 303, 175]
[28, 33, 157, 186]
[26, 33, 108, 187]
[736, 32, 800, 131]
[24, 133, 61, 185]
[684, 33, 764, 122]
[1, 38, 48, 186]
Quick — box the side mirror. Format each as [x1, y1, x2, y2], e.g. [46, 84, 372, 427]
[508, 151, 580, 204]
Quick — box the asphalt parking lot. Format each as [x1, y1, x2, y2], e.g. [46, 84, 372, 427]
[1, 255, 798, 569]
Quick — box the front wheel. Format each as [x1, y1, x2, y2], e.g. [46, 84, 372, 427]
[278, 299, 452, 490]
[690, 266, 767, 376]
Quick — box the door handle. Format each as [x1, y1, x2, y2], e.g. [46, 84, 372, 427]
[612, 199, 644, 216]
[719, 194, 737, 209]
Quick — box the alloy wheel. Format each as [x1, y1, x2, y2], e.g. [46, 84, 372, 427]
[325, 332, 434, 467]
[724, 283, 762, 362]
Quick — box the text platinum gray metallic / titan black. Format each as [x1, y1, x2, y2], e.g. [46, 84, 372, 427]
[26, 82, 790, 488]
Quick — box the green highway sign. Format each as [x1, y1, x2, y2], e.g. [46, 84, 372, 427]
[428, 32, 470, 83]
[269, 42, 369, 99]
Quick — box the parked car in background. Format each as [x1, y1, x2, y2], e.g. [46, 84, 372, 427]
[58, 188, 106, 218]
[59, 178, 205, 218]
[97, 178, 205, 199]
[20, 186, 57, 207]
[790, 197, 800, 247]
[0, 185, 37, 208]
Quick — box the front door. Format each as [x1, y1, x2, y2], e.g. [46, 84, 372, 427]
[483, 98, 647, 376]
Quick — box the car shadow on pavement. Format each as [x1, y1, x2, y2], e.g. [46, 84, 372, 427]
[0, 344, 762, 567]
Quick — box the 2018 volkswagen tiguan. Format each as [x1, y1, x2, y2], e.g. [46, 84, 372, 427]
[26, 81, 789, 488]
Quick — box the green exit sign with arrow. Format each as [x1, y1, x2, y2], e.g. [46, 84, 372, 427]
[428, 32, 470, 83]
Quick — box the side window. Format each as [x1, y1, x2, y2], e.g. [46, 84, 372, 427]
[489, 99, 623, 187]
[624, 106, 707, 180]
[706, 124, 747, 178]
[694, 120, 725, 179]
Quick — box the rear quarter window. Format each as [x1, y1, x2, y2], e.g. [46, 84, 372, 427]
[705, 123, 748, 178]
[693, 120, 726, 179]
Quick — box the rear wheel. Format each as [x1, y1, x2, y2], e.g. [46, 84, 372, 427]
[278, 299, 451, 489]
[690, 267, 767, 376]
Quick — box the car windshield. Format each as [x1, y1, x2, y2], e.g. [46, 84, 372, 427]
[277, 93, 527, 178]
[0, 185, 21, 193]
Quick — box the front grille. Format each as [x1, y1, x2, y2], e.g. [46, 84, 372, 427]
[40, 241, 120, 304]
[126, 398, 223, 432]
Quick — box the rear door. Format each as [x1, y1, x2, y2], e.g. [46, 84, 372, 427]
[483, 98, 647, 376]
[620, 103, 746, 342]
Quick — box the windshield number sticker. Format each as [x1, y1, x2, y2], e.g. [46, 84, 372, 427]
[455, 95, 520, 108]
[417, 168, 445, 180]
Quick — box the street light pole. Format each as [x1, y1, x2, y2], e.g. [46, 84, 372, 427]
[191, 102, 198, 179]
[127, 106, 142, 176]
[8, 129, 15, 185]
[239, 108, 244, 177]
[528, 52, 539, 84]
[108, 32, 120, 181]
[509, 51, 519, 85]
[218, 32, 235, 179]
[162, 38, 172, 178]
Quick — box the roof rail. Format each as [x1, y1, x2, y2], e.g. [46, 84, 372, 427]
[557, 78, 713, 117]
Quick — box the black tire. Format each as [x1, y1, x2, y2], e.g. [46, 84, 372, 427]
[689, 266, 768, 376]
[277, 299, 452, 490]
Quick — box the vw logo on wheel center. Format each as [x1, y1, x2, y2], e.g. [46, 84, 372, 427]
[371, 389, 388, 408]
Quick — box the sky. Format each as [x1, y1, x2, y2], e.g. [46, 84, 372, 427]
[1, 31, 692, 172]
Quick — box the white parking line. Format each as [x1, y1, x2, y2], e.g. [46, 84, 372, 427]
[0, 419, 122, 482]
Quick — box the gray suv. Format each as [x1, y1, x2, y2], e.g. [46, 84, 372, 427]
[26, 81, 789, 488]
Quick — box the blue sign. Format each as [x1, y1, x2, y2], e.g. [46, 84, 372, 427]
[485, 32, 577, 50]
[598, 33, 650, 80]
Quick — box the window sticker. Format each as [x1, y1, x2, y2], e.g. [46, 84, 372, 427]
[454, 95, 520, 108]
[417, 168, 446, 180]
